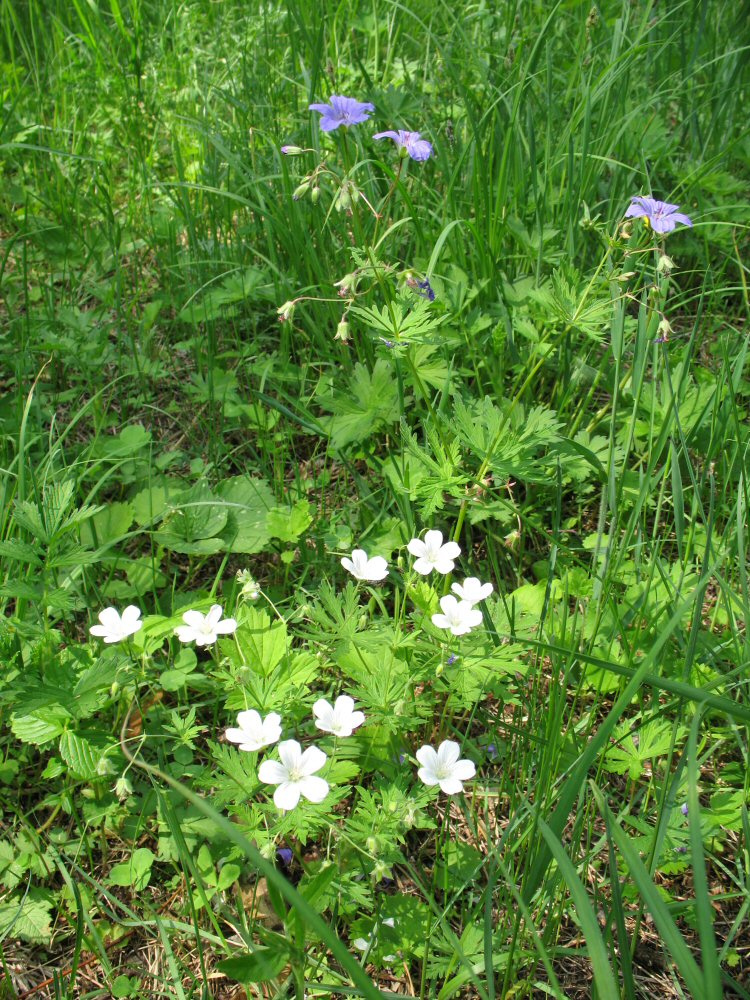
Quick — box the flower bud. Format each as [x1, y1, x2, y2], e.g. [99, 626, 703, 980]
[281, 145, 303, 155]
[334, 317, 350, 343]
[657, 253, 675, 275]
[334, 185, 351, 212]
[311, 185, 321, 204]
[114, 776, 133, 801]
[334, 272, 358, 297]
[293, 181, 310, 201]
[366, 836, 379, 855]
[277, 300, 296, 323]
[504, 528, 520, 549]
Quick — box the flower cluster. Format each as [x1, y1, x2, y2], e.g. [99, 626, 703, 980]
[341, 530, 492, 639]
[283, 94, 434, 162]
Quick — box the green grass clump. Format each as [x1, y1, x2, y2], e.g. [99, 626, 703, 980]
[0, 0, 748, 997]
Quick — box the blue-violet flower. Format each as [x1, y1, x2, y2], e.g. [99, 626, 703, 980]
[624, 197, 692, 234]
[309, 95, 375, 132]
[373, 129, 433, 161]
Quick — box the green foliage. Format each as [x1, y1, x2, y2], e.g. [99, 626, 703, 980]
[0, 0, 748, 994]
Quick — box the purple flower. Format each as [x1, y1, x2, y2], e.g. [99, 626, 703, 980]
[373, 130, 433, 161]
[681, 802, 689, 816]
[624, 197, 693, 234]
[276, 847, 293, 867]
[309, 95, 375, 133]
[446, 653, 458, 666]
[416, 278, 435, 301]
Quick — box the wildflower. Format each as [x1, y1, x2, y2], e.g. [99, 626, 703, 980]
[431, 595, 483, 636]
[334, 317, 351, 343]
[446, 653, 458, 666]
[416, 278, 435, 300]
[258, 739, 329, 811]
[276, 847, 293, 867]
[451, 577, 493, 605]
[681, 802, 689, 816]
[277, 300, 296, 323]
[225, 710, 282, 752]
[309, 95, 375, 132]
[236, 569, 260, 600]
[373, 130, 434, 161]
[175, 605, 238, 646]
[416, 740, 476, 794]
[340, 548, 388, 582]
[407, 530, 461, 575]
[89, 606, 143, 644]
[624, 197, 693, 234]
[313, 695, 365, 737]
[281, 145, 303, 155]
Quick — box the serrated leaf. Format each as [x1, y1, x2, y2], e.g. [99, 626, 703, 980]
[227, 606, 287, 677]
[319, 360, 403, 448]
[80, 501, 134, 547]
[11, 707, 70, 745]
[0, 539, 42, 565]
[267, 498, 312, 543]
[0, 893, 53, 944]
[59, 730, 107, 779]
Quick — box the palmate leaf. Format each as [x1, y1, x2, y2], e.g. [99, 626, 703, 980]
[452, 395, 561, 483]
[0, 890, 53, 944]
[603, 719, 682, 780]
[318, 360, 404, 449]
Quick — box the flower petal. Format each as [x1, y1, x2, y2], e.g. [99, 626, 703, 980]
[437, 741, 460, 767]
[438, 776, 466, 794]
[423, 529, 444, 550]
[181, 609, 205, 628]
[258, 760, 289, 784]
[407, 538, 427, 557]
[299, 775, 329, 803]
[300, 745, 327, 775]
[274, 782, 302, 811]
[416, 745, 438, 769]
[278, 740, 303, 770]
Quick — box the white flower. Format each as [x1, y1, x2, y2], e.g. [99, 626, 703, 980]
[431, 595, 483, 636]
[89, 606, 143, 643]
[225, 710, 282, 752]
[258, 740, 329, 811]
[416, 740, 476, 794]
[451, 577, 493, 605]
[313, 695, 365, 737]
[341, 549, 389, 582]
[174, 605, 238, 646]
[407, 530, 461, 575]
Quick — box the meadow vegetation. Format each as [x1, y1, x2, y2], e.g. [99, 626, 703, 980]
[0, 0, 749, 996]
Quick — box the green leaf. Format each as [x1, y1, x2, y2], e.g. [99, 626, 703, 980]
[154, 480, 227, 553]
[319, 360, 403, 448]
[216, 476, 275, 554]
[217, 863, 241, 892]
[0, 891, 53, 944]
[229, 606, 287, 677]
[591, 785, 705, 998]
[538, 820, 619, 1000]
[132, 485, 168, 526]
[267, 498, 312, 543]
[80, 501, 134, 547]
[108, 847, 155, 891]
[218, 947, 289, 983]
[11, 706, 70, 745]
[59, 730, 106, 779]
